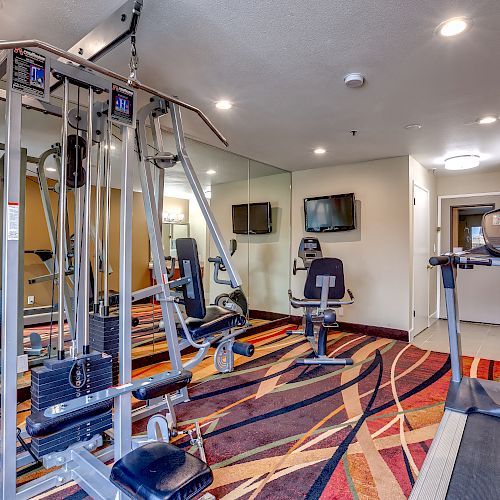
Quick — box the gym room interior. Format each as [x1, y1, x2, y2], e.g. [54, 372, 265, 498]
[0, 1, 499, 499]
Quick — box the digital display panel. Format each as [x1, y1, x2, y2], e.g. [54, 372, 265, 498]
[114, 95, 130, 115]
[110, 83, 135, 127]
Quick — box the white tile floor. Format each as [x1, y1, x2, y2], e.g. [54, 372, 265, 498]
[412, 319, 500, 361]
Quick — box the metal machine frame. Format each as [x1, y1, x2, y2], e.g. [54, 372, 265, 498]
[410, 251, 500, 499]
[0, 33, 236, 498]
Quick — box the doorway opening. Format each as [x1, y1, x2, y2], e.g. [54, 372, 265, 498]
[449, 204, 494, 252]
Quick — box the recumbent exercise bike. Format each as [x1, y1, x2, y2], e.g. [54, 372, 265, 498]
[288, 238, 355, 366]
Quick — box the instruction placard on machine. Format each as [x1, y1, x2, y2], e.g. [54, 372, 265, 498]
[109, 83, 136, 127]
[11, 47, 49, 101]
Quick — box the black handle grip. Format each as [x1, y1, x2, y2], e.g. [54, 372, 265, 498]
[429, 256, 450, 266]
[232, 341, 254, 357]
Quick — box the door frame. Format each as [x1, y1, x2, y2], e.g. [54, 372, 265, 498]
[411, 182, 430, 340]
[436, 191, 500, 318]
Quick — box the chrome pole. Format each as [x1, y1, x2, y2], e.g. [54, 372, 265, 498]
[58, 78, 70, 359]
[93, 142, 102, 313]
[102, 122, 112, 316]
[82, 87, 93, 353]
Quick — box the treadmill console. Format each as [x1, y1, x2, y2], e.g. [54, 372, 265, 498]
[482, 209, 500, 256]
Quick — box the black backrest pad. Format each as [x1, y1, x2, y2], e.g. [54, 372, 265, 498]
[176, 238, 206, 319]
[304, 258, 345, 299]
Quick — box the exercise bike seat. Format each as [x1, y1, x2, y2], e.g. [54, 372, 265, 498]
[110, 442, 213, 500]
[185, 305, 246, 341]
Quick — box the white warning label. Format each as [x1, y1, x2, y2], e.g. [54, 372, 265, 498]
[7, 202, 19, 240]
[493, 215, 500, 226]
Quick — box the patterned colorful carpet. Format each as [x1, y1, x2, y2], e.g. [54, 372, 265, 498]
[25, 324, 500, 499]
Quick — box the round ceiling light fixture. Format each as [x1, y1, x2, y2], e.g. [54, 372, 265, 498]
[436, 16, 471, 37]
[215, 100, 232, 110]
[313, 147, 326, 155]
[206, 169, 216, 175]
[477, 116, 498, 125]
[344, 73, 365, 88]
[444, 154, 480, 170]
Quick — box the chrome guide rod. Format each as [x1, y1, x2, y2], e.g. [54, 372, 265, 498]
[102, 122, 112, 316]
[58, 78, 70, 360]
[170, 103, 242, 287]
[82, 87, 93, 353]
[93, 142, 102, 313]
[0, 54, 22, 500]
[137, 110, 187, 400]
[115, 125, 134, 471]
[0, 40, 228, 146]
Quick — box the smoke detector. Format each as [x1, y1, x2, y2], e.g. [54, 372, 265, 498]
[344, 73, 365, 88]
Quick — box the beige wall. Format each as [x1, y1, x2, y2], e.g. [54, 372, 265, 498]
[436, 169, 500, 197]
[291, 157, 411, 332]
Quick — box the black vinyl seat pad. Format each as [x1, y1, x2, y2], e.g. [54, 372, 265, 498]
[185, 305, 246, 341]
[110, 442, 213, 500]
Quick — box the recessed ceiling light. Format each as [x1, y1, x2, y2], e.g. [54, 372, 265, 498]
[404, 123, 422, 130]
[313, 148, 326, 155]
[436, 17, 471, 37]
[477, 116, 498, 125]
[215, 100, 232, 110]
[444, 155, 480, 170]
[46, 167, 57, 172]
[206, 169, 217, 175]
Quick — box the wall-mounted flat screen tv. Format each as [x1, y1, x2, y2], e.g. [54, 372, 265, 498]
[232, 202, 272, 234]
[304, 193, 356, 232]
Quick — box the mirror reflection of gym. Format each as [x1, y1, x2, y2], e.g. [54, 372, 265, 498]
[450, 204, 494, 252]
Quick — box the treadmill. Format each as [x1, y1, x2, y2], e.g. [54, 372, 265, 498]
[410, 209, 500, 499]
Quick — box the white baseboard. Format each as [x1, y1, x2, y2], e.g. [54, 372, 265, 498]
[428, 311, 438, 325]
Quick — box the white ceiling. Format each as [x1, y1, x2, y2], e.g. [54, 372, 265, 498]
[1, 0, 500, 173]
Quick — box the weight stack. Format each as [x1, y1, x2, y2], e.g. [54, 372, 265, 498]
[29, 351, 112, 458]
[89, 313, 120, 385]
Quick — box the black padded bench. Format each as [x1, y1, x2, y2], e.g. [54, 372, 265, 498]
[177, 238, 247, 340]
[110, 442, 213, 500]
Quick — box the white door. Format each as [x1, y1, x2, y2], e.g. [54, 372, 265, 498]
[413, 184, 430, 337]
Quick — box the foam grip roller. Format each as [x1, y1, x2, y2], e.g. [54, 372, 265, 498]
[429, 256, 450, 267]
[232, 341, 254, 357]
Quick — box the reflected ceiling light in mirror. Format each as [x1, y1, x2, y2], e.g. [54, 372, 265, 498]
[46, 167, 57, 172]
